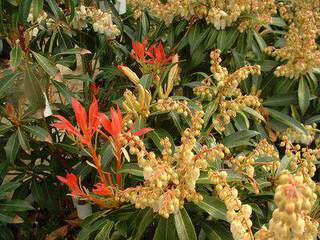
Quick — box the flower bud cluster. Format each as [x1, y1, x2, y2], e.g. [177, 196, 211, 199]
[72, 5, 120, 39]
[193, 78, 216, 101]
[209, 171, 254, 240]
[255, 172, 318, 239]
[279, 124, 317, 145]
[194, 50, 262, 132]
[123, 85, 152, 119]
[280, 133, 320, 177]
[117, 102, 230, 218]
[155, 98, 190, 118]
[127, 0, 276, 31]
[213, 95, 261, 132]
[228, 139, 280, 178]
[265, 1, 320, 79]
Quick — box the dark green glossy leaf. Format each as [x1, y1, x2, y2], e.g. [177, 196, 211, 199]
[17, 128, 31, 154]
[0, 199, 34, 211]
[174, 208, 196, 240]
[32, 51, 57, 76]
[266, 108, 306, 134]
[196, 195, 227, 221]
[120, 163, 143, 177]
[222, 130, 259, 148]
[9, 44, 22, 69]
[133, 208, 154, 240]
[4, 132, 19, 164]
[153, 216, 177, 240]
[298, 78, 310, 115]
[23, 125, 52, 143]
[95, 220, 113, 240]
[24, 65, 46, 110]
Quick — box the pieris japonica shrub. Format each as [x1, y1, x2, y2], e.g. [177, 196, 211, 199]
[0, 0, 319, 239]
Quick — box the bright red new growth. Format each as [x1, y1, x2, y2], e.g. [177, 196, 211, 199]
[131, 38, 173, 66]
[57, 173, 81, 197]
[53, 97, 151, 207]
[131, 37, 149, 63]
[52, 97, 99, 146]
[91, 83, 100, 96]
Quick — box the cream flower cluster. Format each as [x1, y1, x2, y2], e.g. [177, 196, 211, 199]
[194, 49, 262, 132]
[255, 172, 318, 240]
[279, 124, 317, 145]
[116, 99, 230, 218]
[228, 139, 280, 178]
[280, 129, 320, 178]
[266, 0, 320, 79]
[72, 5, 120, 39]
[209, 171, 254, 240]
[128, 0, 276, 31]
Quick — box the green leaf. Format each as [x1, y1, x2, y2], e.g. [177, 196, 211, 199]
[47, 0, 63, 19]
[304, 115, 320, 124]
[18, 0, 32, 25]
[225, 29, 239, 51]
[154, 216, 177, 240]
[201, 221, 233, 240]
[298, 78, 310, 115]
[140, 74, 153, 89]
[222, 130, 259, 148]
[4, 133, 19, 164]
[32, 0, 43, 20]
[276, 156, 291, 176]
[266, 108, 306, 134]
[52, 80, 73, 103]
[23, 126, 52, 143]
[133, 209, 154, 240]
[140, 10, 149, 39]
[147, 129, 174, 152]
[169, 112, 183, 134]
[120, 163, 143, 177]
[31, 51, 57, 76]
[95, 220, 113, 240]
[0, 212, 13, 223]
[204, 99, 218, 128]
[17, 128, 31, 154]
[190, 27, 209, 55]
[0, 200, 34, 211]
[54, 48, 91, 57]
[263, 94, 297, 107]
[24, 65, 45, 110]
[174, 208, 196, 240]
[242, 107, 265, 122]
[31, 180, 45, 209]
[0, 72, 19, 97]
[0, 181, 20, 197]
[271, 17, 287, 27]
[10, 44, 22, 69]
[196, 195, 227, 221]
[217, 30, 227, 52]
[253, 30, 267, 51]
[204, 27, 218, 50]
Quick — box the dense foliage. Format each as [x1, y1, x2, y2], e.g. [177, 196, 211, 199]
[0, 0, 319, 239]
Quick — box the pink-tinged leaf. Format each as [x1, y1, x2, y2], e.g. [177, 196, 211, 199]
[133, 128, 153, 136]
